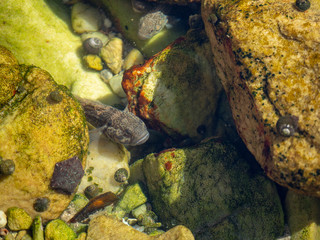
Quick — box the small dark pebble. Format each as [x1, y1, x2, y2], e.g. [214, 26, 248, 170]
[0, 159, 15, 175]
[33, 197, 50, 212]
[114, 168, 129, 183]
[47, 90, 63, 104]
[83, 38, 103, 55]
[50, 156, 84, 195]
[84, 184, 100, 199]
[295, 0, 310, 11]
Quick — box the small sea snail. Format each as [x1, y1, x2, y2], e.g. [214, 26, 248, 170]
[114, 168, 129, 183]
[33, 197, 50, 212]
[276, 115, 299, 137]
[83, 38, 103, 55]
[0, 159, 15, 175]
[295, 0, 310, 11]
[47, 90, 63, 104]
[84, 184, 100, 199]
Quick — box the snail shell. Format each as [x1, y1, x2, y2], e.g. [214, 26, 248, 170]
[276, 115, 299, 137]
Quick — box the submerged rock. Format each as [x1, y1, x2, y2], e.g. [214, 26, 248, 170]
[0, 0, 120, 105]
[122, 30, 222, 142]
[86, 215, 194, 240]
[45, 219, 76, 240]
[285, 190, 320, 240]
[202, 0, 320, 196]
[139, 139, 284, 239]
[0, 47, 89, 221]
[6, 207, 32, 231]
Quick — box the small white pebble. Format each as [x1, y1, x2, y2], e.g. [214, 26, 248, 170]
[104, 18, 112, 29]
[100, 69, 114, 84]
[0, 210, 7, 228]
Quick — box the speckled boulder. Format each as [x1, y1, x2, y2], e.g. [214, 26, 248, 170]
[122, 30, 222, 142]
[140, 139, 284, 239]
[0, 46, 89, 221]
[202, 0, 320, 196]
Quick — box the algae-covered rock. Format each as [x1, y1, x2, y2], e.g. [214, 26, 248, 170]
[113, 182, 148, 216]
[141, 139, 284, 239]
[285, 190, 320, 240]
[0, 47, 89, 221]
[123, 30, 222, 141]
[32, 215, 44, 240]
[0, 0, 120, 105]
[88, 0, 189, 57]
[45, 219, 76, 240]
[6, 207, 33, 231]
[86, 215, 194, 240]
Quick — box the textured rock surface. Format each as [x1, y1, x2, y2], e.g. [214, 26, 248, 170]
[140, 139, 284, 239]
[0, 47, 89, 221]
[285, 190, 320, 240]
[86, 215, 194, 240]
[202, 0, 320, 196]
[123, 30, 222, 141]
[0, 0, 120, 105]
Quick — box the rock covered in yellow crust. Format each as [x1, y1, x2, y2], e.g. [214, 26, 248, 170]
[202, 0, 320, 196]
[0, 46, 89, 221]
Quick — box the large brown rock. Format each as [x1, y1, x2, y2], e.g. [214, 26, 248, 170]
[0, 46, 89, 221]
[202, 0, 320, 196]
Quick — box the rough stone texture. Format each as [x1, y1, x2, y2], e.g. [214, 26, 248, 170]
[141, 139, 284, 239]
[86, 215, 194, 240]
[45, 219, 76, 240]
[123, 30, 222, 142]
[100, 37, 123, 75]
[285, 190, 320, 240]
[7, 207, 33, 231]
[0, 0, 120, 105]
[202, 0, 320, 196]
[0, 47, 89, 221]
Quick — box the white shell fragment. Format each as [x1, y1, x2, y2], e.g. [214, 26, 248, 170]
[0, 210, 7, 228]
[71, 3, 102, 34]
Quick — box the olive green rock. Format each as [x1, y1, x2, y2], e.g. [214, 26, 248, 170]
[6, 207, 33, 231]
[285, 190, 320, 240]
[0, 0, 120, 105]
[0, 47, 89, 221]
[141, 139, 284, 239]
[32, 215, 44, 240]
[45, 219, 76, 240]
[113, 182, 148, 217]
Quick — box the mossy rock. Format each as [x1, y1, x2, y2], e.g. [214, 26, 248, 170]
[142, 139, 284, 239]
[0, 46, 89, 221]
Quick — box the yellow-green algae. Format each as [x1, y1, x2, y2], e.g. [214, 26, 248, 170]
[286, 190, 320, 240]
[45, 219, 76, 240]
[141, 139, 284, 239]
[0, 0, 119, 105]
[0, 46, 89, 221]
[6, 207, 33, 231]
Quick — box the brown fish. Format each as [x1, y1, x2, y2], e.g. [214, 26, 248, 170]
[76, 96, 149, 146]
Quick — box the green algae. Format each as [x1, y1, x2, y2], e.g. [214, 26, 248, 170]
[141, 139, 284, 239]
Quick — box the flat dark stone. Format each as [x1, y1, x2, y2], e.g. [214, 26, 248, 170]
[50, 156, 84, 195]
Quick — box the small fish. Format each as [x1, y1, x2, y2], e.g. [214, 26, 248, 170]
[68, 192, 118, 223]
[76, 96, 149, 146]
[138, 10, 168, 40]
